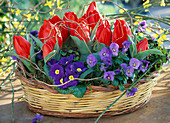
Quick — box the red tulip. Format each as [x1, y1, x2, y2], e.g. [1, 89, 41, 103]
[112, 19, 132, 48]
[38, 19, 63, 49]
[63, 11, 78, 30]
[136, 38, 149, 53]
[95, 19, 111, 46]
[63, 11, 90, 42]
[13, 36, 31, 59]
[49, 15, 69, 42]
[80, 1, 102, 30]
[42, 43, 53, 59]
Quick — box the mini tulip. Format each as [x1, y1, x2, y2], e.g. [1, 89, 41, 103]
[64, 11, 90, 42]
[13, 36, 31, 59]
[38, 20, 63, 49]
[42, 43, 53, 59]
[136, 38, 149, 53]
[112, 19, 132, 48]
[49, 15, 69, 42]
[96, 19, 111, 46]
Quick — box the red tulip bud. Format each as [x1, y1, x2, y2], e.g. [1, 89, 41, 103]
[13, 36, 31, 59]
[136, 38, 149, 53]
[42, 43, 53, 59]
[112, 19, 132, 48]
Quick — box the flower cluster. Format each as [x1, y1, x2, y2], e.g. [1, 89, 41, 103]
[49, 55, 87, 89]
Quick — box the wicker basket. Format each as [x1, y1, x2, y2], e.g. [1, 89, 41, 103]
[17, 71, 159, 118]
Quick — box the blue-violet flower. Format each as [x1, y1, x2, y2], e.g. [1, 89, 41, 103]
[125, 66, 134, 77]
[122, 41, 132, 53]
[49, 64, 64, 79]
[32, 114, 43, 123]
[127, 87, 137, 97]
[139, 60, 150, 72]
[104, 71, 115, 81]
[87, 54, 97, 67]
[129, 58, 141, 69]
[109, 43, 119, 56]
[99, 47, 112, 60]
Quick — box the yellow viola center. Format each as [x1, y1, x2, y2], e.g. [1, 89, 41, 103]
[55, 70, 59, 74]
[124, 46, 125, 48]
[69, 75, 74, 80]
[108, 77, 110, 79]
[113, 49, 115, 52]
[133, 63, 136, 66]
[60, 78, 63, 84]
[142, 65, 145, 68]
[89, 61, 92, 63]
[77, 68, 82, 72]
[66, 61, 68, 64]
[103, 53, 106, 56]
[128, 71, 130, 73]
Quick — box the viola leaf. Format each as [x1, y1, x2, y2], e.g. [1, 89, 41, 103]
[30, 35, 43, 49]
[30, 40, 36, 63]
[134, 49, 164, 60]
[71, 36, 92, 55]
[80, 68, 94, 79]
[69, 84, 87, 98]
[128, 35, 137, 58]
[89, 20, 100, 43]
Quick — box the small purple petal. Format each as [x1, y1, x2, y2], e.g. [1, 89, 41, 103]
[109, 43, 119, 56]
[125, 66, 134, 77]
[115, 69, 121, 75]
[99, 47, 112, 60]
[127, 87, 137, 97]
[122, 41, 132, 53]
[104, 71, 115, 81]
[121, 63, 127, 70]
[87, 54, 97, 67]
[47, 59, 58, 66]
[139, 60, 150, 72]
[11, 55, 17, 60]
[129, 58, 141, 69]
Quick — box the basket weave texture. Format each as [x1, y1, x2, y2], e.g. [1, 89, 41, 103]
[18, 74, 157, 118]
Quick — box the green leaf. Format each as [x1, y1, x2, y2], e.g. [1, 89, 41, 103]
[122, 55, 129, 61]
[30, 40, 35, 63]
[80, 68, 94, 79]
[44, 64, 52, 80]
[118, 83, 125, 91]
[128, 35, 137, 58]
[89, 20, 100, 43]
[111, 79, 119, 87]
[134, 49, 164, 60]
[71, 36, 92, 55]
[53, 86, 72, 94]
[102, 79, 110, 85]
[93, 43, 105, 52]
[69, 84, 87, 98]
[30, 35, 43, 48]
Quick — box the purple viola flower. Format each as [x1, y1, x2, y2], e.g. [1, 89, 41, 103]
[73, 62, 87, 74]
[121, 63, 127, 70]
[61, 74, 79, 89]
[104, 71, 115, 81]
[122, 41, 132, 53]
[49, 64, 64, 79]
[30, 31, 39, 38]
[151, 36, 155, 41]
[68, 54, 75, 62]
[59, 57, 69, 66]
[138, 21, 147, 32]
[99, 47, 112, 60]
[127, 87, 137, 97]
[100, 63, 108, 72]
[29, 31, 39, 45]
[125, 66, 134, 77]
[36, 51, 43, 60]
[109, 43, 119, 56]
[87, 54, 97, 67]
[65, 63, 75, 75]
[115, 69, 121, 75]
[47, 59, 58, 66]
[11, 55, 17, 60]
[139, 60, 150, 73]
[103, 57, 112, 66]
[129, 58, 141, 69]
[32, 114, 43, 123]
